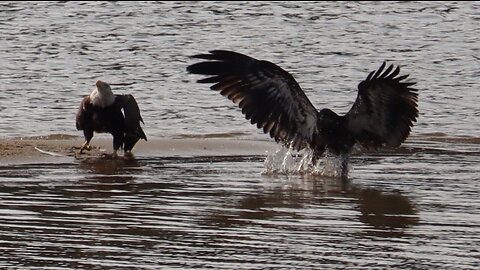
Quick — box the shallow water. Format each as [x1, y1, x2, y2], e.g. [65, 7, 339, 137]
[0, 1, 479, 269]
[1, 145, 479, 269]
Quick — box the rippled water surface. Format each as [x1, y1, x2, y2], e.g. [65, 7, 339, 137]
[1, 1, 479, 269]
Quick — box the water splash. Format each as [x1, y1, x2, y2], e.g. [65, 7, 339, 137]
[262, 146, 349, 178]
[313, 153, 349, 178]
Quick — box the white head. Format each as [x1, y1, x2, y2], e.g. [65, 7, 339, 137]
[89, 80, 115, 107]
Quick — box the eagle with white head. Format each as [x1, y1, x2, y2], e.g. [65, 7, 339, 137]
[76, 80, 147, 157]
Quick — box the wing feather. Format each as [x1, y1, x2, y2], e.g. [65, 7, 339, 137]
[76, 96, 91, 131]
[345, 63, 418, 148]
[187, 50, 319, 150]
[115, 94, 147, 141]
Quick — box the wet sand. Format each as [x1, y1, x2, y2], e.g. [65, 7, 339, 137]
[2, 133, 478, 165]
[0, 135, 277, 164]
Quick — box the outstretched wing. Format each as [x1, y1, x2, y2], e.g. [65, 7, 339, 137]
[115, 94, 147, 141]
[345, 62, 418, 148]
[187, 50, 319, 150]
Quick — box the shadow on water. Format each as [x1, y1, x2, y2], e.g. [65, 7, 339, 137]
[355, 188, 418, 231]
[74, 154, 419, 235]
[199, 173, 418, 234]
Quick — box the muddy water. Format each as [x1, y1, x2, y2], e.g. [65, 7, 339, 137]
[0, 1, 479, 269]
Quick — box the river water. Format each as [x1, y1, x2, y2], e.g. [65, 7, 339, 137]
[0, 1, 479, 269]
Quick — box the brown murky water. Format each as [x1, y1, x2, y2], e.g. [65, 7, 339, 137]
[0, 2, 479, 269]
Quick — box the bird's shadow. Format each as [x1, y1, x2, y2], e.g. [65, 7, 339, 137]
[199, 174, 419, 234]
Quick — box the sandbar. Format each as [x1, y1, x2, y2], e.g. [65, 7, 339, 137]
[0, 135, 277, 165]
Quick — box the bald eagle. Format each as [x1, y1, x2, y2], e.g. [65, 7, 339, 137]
[187, 50, 418, 178]
[76, 80, 147, 157]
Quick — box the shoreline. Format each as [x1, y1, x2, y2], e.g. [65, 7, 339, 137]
[2, 133, 479, 165]
[0, 136, 278, 165]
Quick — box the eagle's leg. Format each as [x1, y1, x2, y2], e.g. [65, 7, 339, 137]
[79, 130, 94, 154]
[311, 143, 326, 168]
[340, 154, 350, 181]
[111, 133, 124, 158]
[79, 141, 92, 153]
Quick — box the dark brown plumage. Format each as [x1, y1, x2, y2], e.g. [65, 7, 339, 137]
[187, 50, 418, 178]
[76, 80, 147, 156]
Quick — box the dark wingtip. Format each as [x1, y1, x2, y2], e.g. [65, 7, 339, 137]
[189, 50, 240, 60]
[365, 62, 411, 82]
[387, 66, 400, 79]
[186, 63, 196, 73]
[186, 62, 209, 74]
[372, 62, 386, 79]
[395, 74, 410, 81]
[189, 54, 216, 61]
[366, 70, 376, 81]
[380, 64, 394, 78]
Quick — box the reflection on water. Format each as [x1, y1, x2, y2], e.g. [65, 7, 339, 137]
[356, 189, 418, 231]
[78, 156, 142, 175]
[202, 176, 418, 234]
[1, 144, 478, 269]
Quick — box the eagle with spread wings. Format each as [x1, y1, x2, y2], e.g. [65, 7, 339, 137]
[187, 50, 418, 178]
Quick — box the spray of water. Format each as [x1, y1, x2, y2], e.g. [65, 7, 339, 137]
[262, 146, 349, 178]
